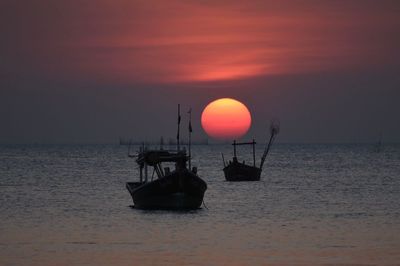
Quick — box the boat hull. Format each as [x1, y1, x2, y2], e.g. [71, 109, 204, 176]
[223, 162, 261, 181]
[126, 170, 207, 210]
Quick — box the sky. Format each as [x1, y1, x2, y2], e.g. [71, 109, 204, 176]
[1, 0, 399, 144]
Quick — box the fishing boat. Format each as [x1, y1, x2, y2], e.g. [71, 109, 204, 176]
[222, 121, 280, 181]
[126, 105, 207, 210]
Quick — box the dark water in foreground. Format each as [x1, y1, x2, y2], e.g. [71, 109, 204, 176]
[1, 144, 399, 266]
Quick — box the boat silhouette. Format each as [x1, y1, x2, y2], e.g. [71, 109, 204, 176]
[126, 105, 207, 210]
[222, 121, 280, 181]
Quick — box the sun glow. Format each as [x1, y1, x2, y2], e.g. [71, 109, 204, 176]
[17, 1, 398, 85]
[201, 98, 251, 140]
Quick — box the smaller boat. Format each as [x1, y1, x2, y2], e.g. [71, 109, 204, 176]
[222, 121, 279, 181]
[223, 140, 261, 181]
[126, 105, 207, 210]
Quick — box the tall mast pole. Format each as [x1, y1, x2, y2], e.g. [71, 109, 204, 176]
[233, 140, 237, 158]
[260, 133, 274, 170]
[177, 104, 181, 151]
[252, 139, 256, 167]
[188, 108, 192, 169]
[260, 121, 280, 170]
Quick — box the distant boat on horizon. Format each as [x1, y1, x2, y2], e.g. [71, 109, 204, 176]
[374, 133, 383, 153]
[120, 137, 208, 146]
[222, 121, 280, 181]
[119, 137, 132, 146]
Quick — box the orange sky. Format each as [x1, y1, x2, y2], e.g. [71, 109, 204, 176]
[3, 0, 399, 85]
[76, 0, 400, 83]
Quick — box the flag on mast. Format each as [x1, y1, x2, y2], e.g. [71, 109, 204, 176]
[188, 108, 192, 132]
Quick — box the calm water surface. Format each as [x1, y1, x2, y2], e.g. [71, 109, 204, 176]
[1, 144, 399, 265]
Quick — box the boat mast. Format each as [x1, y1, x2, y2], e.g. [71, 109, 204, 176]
[177, 104, 181, 151]
[139, 145, 143, 183]
[143, 142, 148, 182]
[188, 108, 192, 170]
[252, 139, 256, 167]
[260, 121, 280, 170]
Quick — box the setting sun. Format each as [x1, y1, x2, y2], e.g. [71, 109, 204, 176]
[201, 98, 251, 140]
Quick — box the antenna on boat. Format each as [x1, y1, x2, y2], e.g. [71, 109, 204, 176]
[177, 104, 181, 151]
[188, 107, 192, 169]
[260, 119, 280, 170]
[252, 139, 256, 167]
[233, 140, 237, 157]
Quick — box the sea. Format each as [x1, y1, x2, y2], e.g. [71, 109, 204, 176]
[1, 143, 399, 266]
